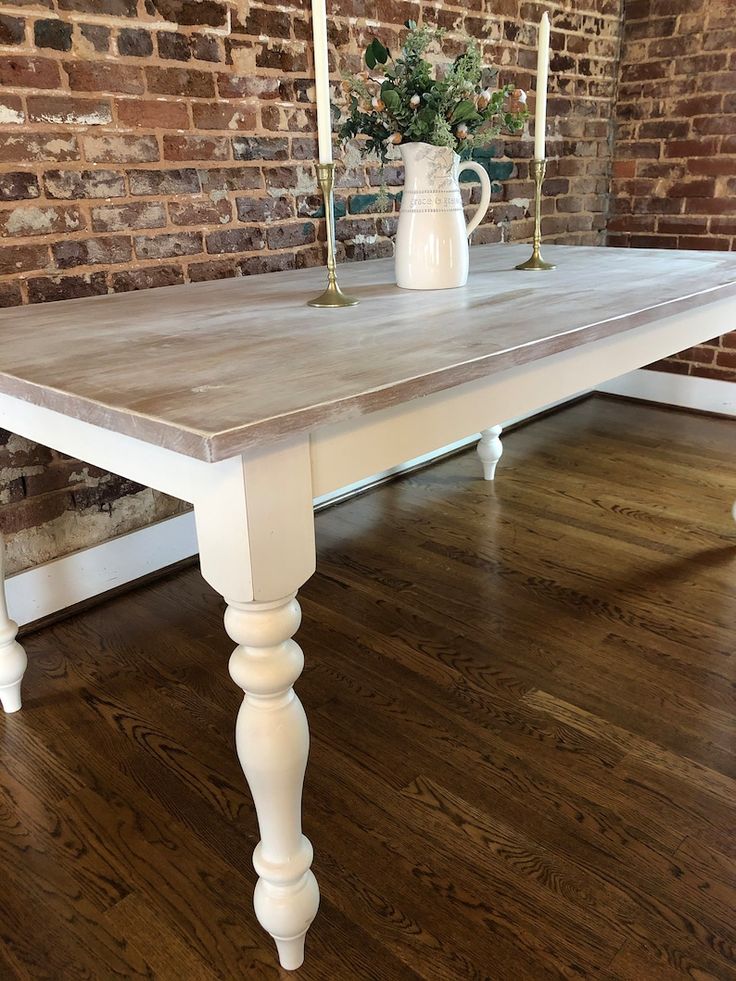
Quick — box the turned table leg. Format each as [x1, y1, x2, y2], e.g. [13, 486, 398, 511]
[194, 438, 318, 970]
[477, 425, 503, 481]
[0, 533, 26, 713]
[226, 595, 319, 970]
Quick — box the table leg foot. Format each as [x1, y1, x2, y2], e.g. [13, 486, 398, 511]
[225, 594, 319, 968]
[0, 534, 26, 714]
[273, 923, 310, 970]
[477, 425, 503, 481]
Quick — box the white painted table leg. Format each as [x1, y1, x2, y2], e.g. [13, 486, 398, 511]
[477, 425, 503, 480]
[226, 595, 319, 970]
[194, 438, 319, 970]
[0, 533, 26, 713]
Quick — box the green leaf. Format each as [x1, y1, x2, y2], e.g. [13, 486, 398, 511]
[404, 19, 417, 29]
[365, 38, 389, 69]
[450, 99, 477, 123]
[373, 39, 389, 64]
[381, 84, 400, 110]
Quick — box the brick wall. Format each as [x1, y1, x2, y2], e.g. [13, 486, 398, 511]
[0, 0, 623, 575]
[608, 0, 736, 382]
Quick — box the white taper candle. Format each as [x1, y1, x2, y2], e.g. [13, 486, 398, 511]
[310, 0, 333, 163]
[534, 11, 550, 161]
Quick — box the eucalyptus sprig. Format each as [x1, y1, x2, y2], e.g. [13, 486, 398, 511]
[337, 20, 527, 165]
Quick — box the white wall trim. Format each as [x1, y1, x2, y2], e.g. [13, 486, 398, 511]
[597, 368, 736, 417]
[8, 511, 199, 628]
[9, 393, 586, 628]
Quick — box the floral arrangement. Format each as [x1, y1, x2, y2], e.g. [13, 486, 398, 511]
[337, 21, 528, 164]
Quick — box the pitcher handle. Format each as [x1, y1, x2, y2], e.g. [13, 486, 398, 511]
[459, 161, 491, 239]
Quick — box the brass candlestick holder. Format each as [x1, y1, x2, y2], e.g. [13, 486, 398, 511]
[308, 162, 359, 308]
[516, 158, 555, 271]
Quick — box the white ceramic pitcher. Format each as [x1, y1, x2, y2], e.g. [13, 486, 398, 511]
[395, 141, 492, 290]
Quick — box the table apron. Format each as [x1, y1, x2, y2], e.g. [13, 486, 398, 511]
[310, 296, 735, 497]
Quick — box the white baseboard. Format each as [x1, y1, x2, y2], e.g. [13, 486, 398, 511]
[597, 368, 736, 417]
[9, 511, 199, 628]
[8, 390, 587, 628]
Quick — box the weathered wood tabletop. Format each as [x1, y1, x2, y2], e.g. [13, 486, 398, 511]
[0, 243, 734, 461]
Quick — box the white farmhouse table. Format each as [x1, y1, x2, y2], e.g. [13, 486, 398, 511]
[0, 243, 735, 971]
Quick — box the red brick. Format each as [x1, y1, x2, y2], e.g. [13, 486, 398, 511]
[156, 30, 191, 62]
[146, 0, 228, 28]
[117, 28, 153, 58]
[116, 98, 190, 130]
[266, 222, 316, 250]
[0, 95, 24, 125]
[232, 136, 288, 161]
[52, 235, 131, 268]
[242, 6, 291, 37]
[0, 172, 39, 201]
[235, 196, 293, 222]
[674, 345, 715, 364]
[687, 158, 733, 176]
[163, 135, 230, 161]
[168, 197, 232, 225]
[217, 72, 280, 99]
[191, 36, 222, 62]
[2, 494, 72, 535]
[83, 134, 160, 163]
[111, 265, 184, 292]
[199, 167, 262, 192]
[26, 96, 112, 126]
[255, 43, 308, 73]
[80, 24, 110, 52]
[0, 9, 23, 39]
[678, 235, 730, 250]
[188, 258, 238, 282]
[34, 18, 73, 51]
[206, 227, 265, 254]
[715, 350, 736, 369]
[91, 201, 167, 232]
[44, 169, 125, 199]
[129, 168, 200, 196]
[58, 0, 136, 14]
[0, 56, 61, 89]
[664, 138, 720, 157]
[0, 205, 84, 238]
[65, 61, 144, 94]
[0, 243, 49, 274]
[657, 216, 708, 235]
[0, 133, 79, 163]
[133, 231, 203, 259]
[628, 234, 678, 248]
[667, 179, 716, 198]
[27, 271, 108, 303]
[710, 218, 736, 235]
[146, 67, 215, 98]
[192, 103, 256, 131]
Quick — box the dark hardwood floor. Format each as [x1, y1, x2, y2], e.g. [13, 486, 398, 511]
[1, 395, 735, 980]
